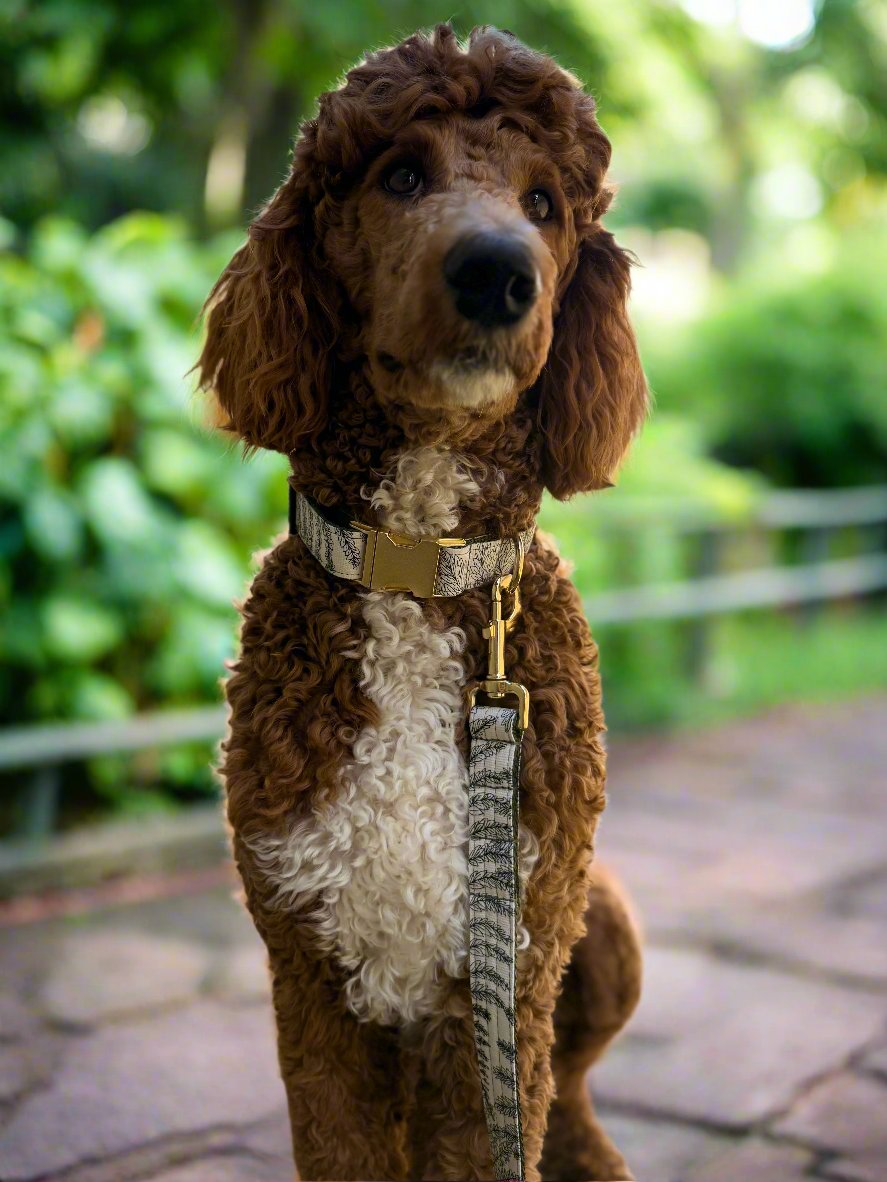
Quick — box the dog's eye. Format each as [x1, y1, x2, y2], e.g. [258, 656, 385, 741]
[524, 188, 553, 222]
[383, 162, 424, 196]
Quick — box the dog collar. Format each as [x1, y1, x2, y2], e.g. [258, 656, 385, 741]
[289, 486, 535, 600]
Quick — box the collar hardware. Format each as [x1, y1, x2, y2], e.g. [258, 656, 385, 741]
[469, 536, 531, 729]
[353, 522, 466, 598]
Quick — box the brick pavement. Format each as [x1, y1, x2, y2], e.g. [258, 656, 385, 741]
[0, 695, 884, 1182]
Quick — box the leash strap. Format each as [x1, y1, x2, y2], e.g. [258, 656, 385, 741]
[468, 703, 526, 1182]
[289, 486, 534, 598]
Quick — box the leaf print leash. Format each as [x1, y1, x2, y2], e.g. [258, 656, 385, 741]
[468, 538, 529, 1181]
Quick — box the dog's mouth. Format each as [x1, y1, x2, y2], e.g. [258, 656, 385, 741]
[428, 358, 515, 408]
[376, 345, 503, 375]
[375, 346, 516, 410]
[449, 345, 503, 372]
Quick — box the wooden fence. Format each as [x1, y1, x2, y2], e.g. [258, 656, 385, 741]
[2, 484, 885, 841]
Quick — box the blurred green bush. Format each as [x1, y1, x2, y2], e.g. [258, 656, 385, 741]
[646, 235, 887, 488]
[540, 415, 763, 596]
[0, 213, 288, 811]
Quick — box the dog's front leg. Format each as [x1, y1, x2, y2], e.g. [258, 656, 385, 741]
[410, 979, 496, 1181]
[266, 941, 412, 1182]
[410, 977, 556, 1182]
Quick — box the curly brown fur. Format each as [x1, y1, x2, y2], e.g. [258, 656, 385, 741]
[200, 23, 646, 1182]
[540, 869, 642, 1182]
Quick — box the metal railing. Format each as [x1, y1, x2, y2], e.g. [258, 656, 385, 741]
[2, 485, 886, 842]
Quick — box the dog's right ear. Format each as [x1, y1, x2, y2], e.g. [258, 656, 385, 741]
[197, 134, 339, 454]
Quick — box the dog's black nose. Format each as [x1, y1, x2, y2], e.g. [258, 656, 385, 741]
[443, 233, 539, 328]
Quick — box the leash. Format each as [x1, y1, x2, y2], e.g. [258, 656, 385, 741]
[467, 540, 527, 1181]
[289, 486, 530, 1181]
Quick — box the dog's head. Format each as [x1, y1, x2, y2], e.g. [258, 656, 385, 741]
[198, 25, 647, 498]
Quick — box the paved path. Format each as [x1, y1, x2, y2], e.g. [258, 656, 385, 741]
[0, 695, 885, 1182]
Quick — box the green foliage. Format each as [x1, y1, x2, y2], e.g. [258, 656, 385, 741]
[541, 416, 887, 733]
[597, 608, 887, 732]
[774, 0, 887, 179]
[539, 416, 763, 594]
[0, 213, 287, 809]
[0, 0, 622, 233]
[645, 235, 887, 487]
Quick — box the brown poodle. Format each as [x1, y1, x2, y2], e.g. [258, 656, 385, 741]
[199, 24, 646, 1182]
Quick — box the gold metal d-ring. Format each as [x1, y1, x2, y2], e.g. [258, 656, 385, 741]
[502, 534, 525, 632]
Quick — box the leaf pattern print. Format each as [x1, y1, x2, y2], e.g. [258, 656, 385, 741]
[467, 704, 526, 1181]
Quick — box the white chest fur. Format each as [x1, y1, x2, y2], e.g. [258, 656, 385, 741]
[249, 447, 536, 1026]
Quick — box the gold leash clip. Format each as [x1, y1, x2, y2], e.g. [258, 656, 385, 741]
[469, 536, 530, 730]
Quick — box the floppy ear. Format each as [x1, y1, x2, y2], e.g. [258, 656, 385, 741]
[197, 144, 339, 454]
[536, 226, 648, 499]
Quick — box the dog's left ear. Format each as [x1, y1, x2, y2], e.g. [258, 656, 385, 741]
[196, 126, 340, 455]
[536, 226, 648, 500]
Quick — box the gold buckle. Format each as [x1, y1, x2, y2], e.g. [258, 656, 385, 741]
[354, 526, 465, 598]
